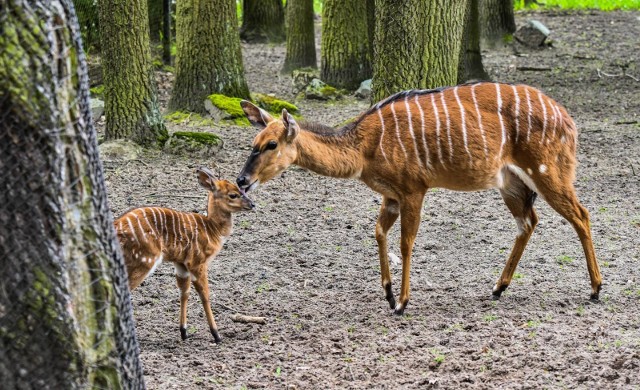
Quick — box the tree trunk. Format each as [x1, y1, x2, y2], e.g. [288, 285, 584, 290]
[480, 0, 516, 47]
[321, 0, 372, 90]
[282, 0, 317, 73]
[366, 0, 375, 65]
[240, 0, 286, 43]
[372, 0, 468, 102]
[98, 0, 167, 145]
[148, 0, 162, 42]
[458, 0, 490, 83]
[162, 0, 172, 64]
[0, 1, 144, 388]
[169, 0, 251, 112]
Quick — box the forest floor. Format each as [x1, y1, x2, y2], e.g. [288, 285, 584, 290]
[103, 10, 640, 389]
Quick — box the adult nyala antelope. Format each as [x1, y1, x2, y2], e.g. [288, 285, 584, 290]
[115, 168, 254, 342]
[236, 82, 602, 315]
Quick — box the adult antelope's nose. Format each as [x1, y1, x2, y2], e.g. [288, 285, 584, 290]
[237, 175, 248, 187]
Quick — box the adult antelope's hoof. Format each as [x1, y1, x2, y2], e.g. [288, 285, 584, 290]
[393, 303, 406, 316]
[492, 284, 507, 300]
[590, 292, 600, 301]
[384, 284, 395, 309]
[211, 328, 222, 344]
[180, 326, 189, 341]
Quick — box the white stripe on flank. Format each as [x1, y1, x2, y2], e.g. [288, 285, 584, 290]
[376, 109, 389, 162]
[118, 219, 124, 233]
[525, 87, 533, 142]
[181, 213, 192, 252]
[133, 213, 147, 240]
[142, 210, 155, 238]
[157, 208, 168, 245]
[189, 214, 200, 255]
[549, 102, 560, 139]
[496, 83, 506, 159]
[538, 91, 548, 144]
[471, 84, 488, 158]
[512, 85, 521, 143]
[430, 93, 444, 165]
[453, 86, 472, 164]
[126, 216, 138, 243]
[440, 93, 453, 162]
[202, 218, 212, 247]
[404, 96, 423, 168]
[149, 207, 158, 233]
[414, 94, 431, 170]
[171, 210, 178, 248]
[390, 102, 408, 157]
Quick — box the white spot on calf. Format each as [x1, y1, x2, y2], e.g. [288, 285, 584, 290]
[526, 168, 533, 175]
[539, 164, 548, 174]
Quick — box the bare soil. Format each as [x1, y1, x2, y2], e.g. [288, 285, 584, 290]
[104, 10, 640, 389]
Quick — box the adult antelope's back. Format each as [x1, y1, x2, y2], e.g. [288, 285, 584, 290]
[236, 82, 602, 315]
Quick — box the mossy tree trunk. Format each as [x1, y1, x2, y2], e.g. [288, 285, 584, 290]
[73, 0, 101, 52]
[0, 0, 144, 388]
[162, 0, 171, 64]
[458, 0, 490, 83]
[480, 0, 516, 47]
[282, 0, 317, 73]
[321, 0, 372, 90]
[169, 0, 250, 113]
[372, 0, 468, 102]
[240, 0, 286, 43]
[366, 0, 375, 66]
[98, 0, 167, 145]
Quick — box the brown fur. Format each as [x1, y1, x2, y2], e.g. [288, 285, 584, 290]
[114, 169, 254, 341]
[237, 83, 602, 314]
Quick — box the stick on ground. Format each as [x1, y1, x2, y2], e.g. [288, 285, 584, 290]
[230, 314, 267, 325]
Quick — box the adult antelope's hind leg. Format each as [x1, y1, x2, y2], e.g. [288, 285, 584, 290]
[192, 265, 222, 343]
[493, 170, 539, 299]
[375, 197, 400, 309]
[395, 195, 424, 315]
[537, 178, 602, 300]
[175, 264, 191, 340]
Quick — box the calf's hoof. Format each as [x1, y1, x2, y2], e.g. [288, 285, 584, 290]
[393, 302, 407, 316]
[180, 326, 188, 341]
[211, 328, 222, 343]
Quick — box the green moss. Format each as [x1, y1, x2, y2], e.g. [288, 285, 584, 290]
[253, 93, 299, 114]
[320, 85, 338, 95]
[164, 111, 215, 127]
[89, 84, 104, 97]
[207, 94, 245, 117]
[173, 131, 221, 146]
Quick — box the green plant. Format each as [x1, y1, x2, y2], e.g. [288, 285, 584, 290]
[576, 304, 585, 316]
[484, 314, 498, 322]
[274, 366, 281, 377]
[557, 255, 574, 265]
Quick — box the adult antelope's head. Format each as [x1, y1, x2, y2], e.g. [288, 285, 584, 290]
[236, 101, 300, 193]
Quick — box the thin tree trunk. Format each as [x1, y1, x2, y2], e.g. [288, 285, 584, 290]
[162, 0, 171, 64]
[0, 0, 144, 388]
[458, 0, 490, 83]
[240, 0, 286, 43]
[321, 0, 372, 90]
[372, 0, 468, 102]
[169, 0, 250, 113]
[366, 0, 375, 66]
[148, 0, 162, 42]
[282, 0, 317, 73]
[98, 0, 167, 144]
[480, 0, 516, 47]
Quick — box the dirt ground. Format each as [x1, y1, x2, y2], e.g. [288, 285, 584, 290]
[103, 10, 640, 389]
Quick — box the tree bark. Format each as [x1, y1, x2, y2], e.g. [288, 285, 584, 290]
[480, 0, 516, 47]
[282, 0, 317, 73]
[321, 0, 372, 90]
[0, 1, 145, 388]
[148, 0, 162, 42]
[162, 0, 171, 64]
[458, 0, 490, 83]
[169, 0, 250, 113]
[240, 0, 286, 43]
[366, 0, 375, 65]
[98, 0, 167, 145]
[372, 0, 468, 102]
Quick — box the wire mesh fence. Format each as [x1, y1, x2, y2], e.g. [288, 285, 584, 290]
[0, 0, 144, 387]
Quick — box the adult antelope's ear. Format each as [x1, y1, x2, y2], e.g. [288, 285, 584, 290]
[197, 167, 218, 191]
[240, 100, 274, 128]
[282, 109, 299, 141]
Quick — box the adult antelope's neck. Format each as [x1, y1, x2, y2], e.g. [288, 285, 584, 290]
[293, 126, 363, 179]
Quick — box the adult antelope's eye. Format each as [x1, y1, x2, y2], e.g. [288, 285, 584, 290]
[266, 140, 278, 150]
[229, 193, 239, 199]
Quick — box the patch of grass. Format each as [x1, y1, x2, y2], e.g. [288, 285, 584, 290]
[446, 323, 465, 333]
[430, 348, 446, 363]
[556, 254, 574, 265]
[515, 0, 640, 10]
[256, 282, 270, 294]
[347, 325, 356, 333]
[324, 205, 334, 212]
[513, 272, 525, 280]
[274, 366, 281, 377]
[89, 84, 104, 97]
[484, 314, 498, 322]
[526, 319, 541, 328]
[576, 304, 585, 316]
[172, 131, 221, 146]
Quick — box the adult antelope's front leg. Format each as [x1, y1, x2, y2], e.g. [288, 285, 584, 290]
[395, 194, 425, 315]
[375, 197, 400, 309]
